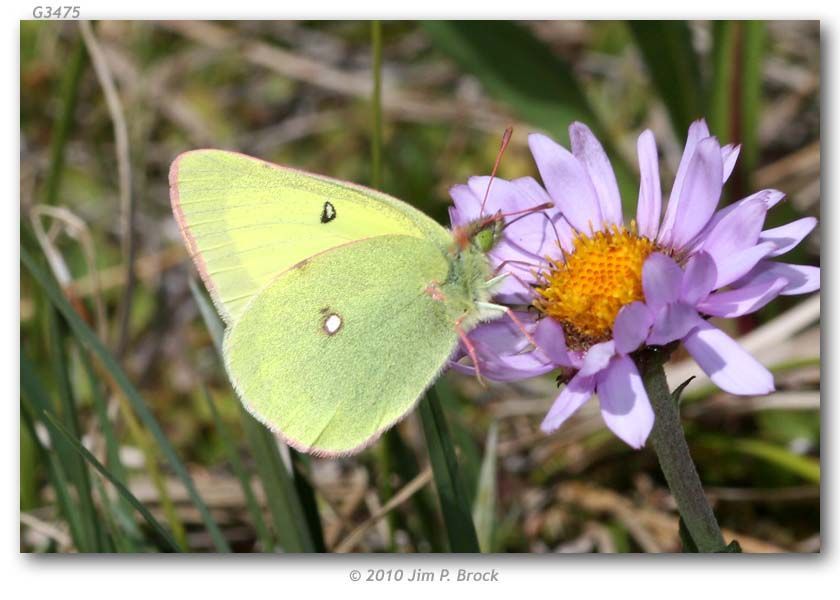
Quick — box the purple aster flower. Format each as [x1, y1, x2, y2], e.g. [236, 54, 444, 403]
[449, 119, 820, 449]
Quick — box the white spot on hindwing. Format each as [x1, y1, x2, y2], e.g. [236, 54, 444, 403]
[324, 313, 342, 335]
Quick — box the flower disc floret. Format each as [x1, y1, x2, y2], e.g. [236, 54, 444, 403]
[535, 225, 658, 349]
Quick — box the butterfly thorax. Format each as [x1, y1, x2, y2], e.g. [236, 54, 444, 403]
[432, 220, 505, 329]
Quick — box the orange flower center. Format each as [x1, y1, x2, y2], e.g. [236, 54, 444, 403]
[534, 225, 658, 350]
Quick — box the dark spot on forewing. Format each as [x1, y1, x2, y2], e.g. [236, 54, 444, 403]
[321, 201, 337, 223]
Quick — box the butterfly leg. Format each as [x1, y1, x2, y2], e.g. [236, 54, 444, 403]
[487, 267, 535, 295]
[454, 315, 485, 385]
[428, 282, 486, 384]
[492, 257, 543, 274]
[488, 259, 544, 296]
[475, 302, 545, 359]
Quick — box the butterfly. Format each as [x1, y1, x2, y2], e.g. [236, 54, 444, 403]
[170, 135, 546, 456]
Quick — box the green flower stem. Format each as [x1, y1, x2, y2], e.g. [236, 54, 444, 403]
[640, 354, 726, 552]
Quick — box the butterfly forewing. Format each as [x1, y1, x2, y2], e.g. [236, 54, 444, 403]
[170, 150, 450, 324]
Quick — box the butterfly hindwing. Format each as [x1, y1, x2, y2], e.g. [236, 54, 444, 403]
[223, 234, 458, 456]
[170, 150, 450, 324]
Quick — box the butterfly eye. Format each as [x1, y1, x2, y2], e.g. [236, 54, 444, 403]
[474, 228, 496, 253]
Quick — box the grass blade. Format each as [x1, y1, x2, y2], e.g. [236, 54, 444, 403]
[46, 309, 102, 550]
[435, 378, 481, 507]
[708, 20, 766, 200]
[709, 21, 737, 142]
[739, 21, 766, 176]
[204, 387, 274, 551]
[21, 246, 230, 552]
[89, 474, 124, 552]
[698, 435, 820, 484]
[240, 407, 315, 552]
[418, 385, 480, 553]
[369, 19, 404, 551]
[189, 277, 224, 352]
[472, 421, 498, 553]
[44, 35, 86, 206]
[79, 347, 141, 545]
[380, 422, 446, 552]
[289, 450, 327, 552]
[41, 411, 181, 552]
[370, 20, 383, 189]
[20, 416, 38, 512]
[628, 20, 704, 135]
[20, 365, 86, 550]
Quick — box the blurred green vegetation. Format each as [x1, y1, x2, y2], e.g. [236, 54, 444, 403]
[20, 20, 819, 553]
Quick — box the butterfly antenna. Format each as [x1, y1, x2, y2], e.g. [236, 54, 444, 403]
[480, 126, 514, 217]
[498, 202, 555, 226]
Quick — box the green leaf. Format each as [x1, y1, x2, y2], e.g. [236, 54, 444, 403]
[628, 21, 704, 136]
[423, 21, 637, 207]
[21, 246, 230, 552]
[718, 539, 743, 553]
[418, 385, 480, 553]
[423, 21, 597, 139]
[41, 410, 181, 552]
[472, 421, 498, 553]
[671, 376, 695, 409]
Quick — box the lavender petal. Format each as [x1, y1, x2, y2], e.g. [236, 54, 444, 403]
[528, 133, 604, 234]
[698, 278, 788, 318]
[683, 321, 774, 395]
[642, 252, 683, 313]
[613, 301, 653, 354]
[636, 129, 662, 240]
[597, 355, 654, 449]
[569, 121, 623, 226]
